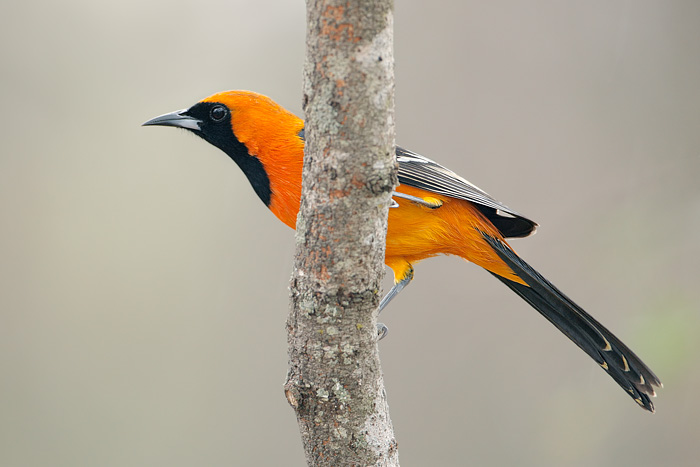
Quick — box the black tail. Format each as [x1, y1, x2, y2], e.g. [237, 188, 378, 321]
[481, 232, 662, 412]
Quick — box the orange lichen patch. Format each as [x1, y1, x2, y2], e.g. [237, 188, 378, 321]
[317, 264, 330, 281]
[350, 174, 366, 189]
[324, 4, 345, 21]
[321, 5, 361, 43]
[329, 188, 350, 200]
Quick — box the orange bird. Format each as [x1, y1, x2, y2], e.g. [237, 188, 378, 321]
[144, 90, 661, 411]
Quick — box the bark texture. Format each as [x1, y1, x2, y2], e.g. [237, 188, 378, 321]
[285, 1, 399, 466]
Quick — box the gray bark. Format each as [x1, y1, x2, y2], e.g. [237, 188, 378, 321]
[285, 1, 399, 466]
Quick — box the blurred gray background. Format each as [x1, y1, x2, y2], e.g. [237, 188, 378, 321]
[1, 1, 699, 466]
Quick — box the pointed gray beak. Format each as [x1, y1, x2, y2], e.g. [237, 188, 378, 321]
[142, 109, 202, 131]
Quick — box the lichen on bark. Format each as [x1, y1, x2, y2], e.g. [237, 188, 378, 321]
[285, 1, 399, 466]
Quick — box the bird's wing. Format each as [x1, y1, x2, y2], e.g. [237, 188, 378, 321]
[396, 147, 538, 238]
[297, 129, 537, 238]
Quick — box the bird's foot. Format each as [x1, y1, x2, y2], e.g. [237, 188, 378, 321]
[376, 323, 389, 341]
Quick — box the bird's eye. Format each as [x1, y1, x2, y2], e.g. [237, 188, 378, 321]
[210, 105, 227, 122]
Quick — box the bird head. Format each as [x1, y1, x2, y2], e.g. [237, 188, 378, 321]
[143, 90, 305, 228]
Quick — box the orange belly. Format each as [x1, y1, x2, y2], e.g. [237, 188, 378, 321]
[386, 186, 524, 284]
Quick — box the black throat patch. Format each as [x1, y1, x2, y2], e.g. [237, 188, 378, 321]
[183, 102, 272, 207]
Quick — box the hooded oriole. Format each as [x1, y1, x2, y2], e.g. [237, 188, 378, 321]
[144, 90, 661, 411]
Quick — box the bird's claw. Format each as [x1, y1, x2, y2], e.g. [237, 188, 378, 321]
[376, 323, 389, 341]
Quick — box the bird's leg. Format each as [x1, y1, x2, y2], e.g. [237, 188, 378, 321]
[376, 263, 414, 340]
[379, 266, 414, 313]
[391, 192, 443, 209]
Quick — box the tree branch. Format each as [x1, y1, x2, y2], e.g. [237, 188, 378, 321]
[285, 1, 399, 465]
